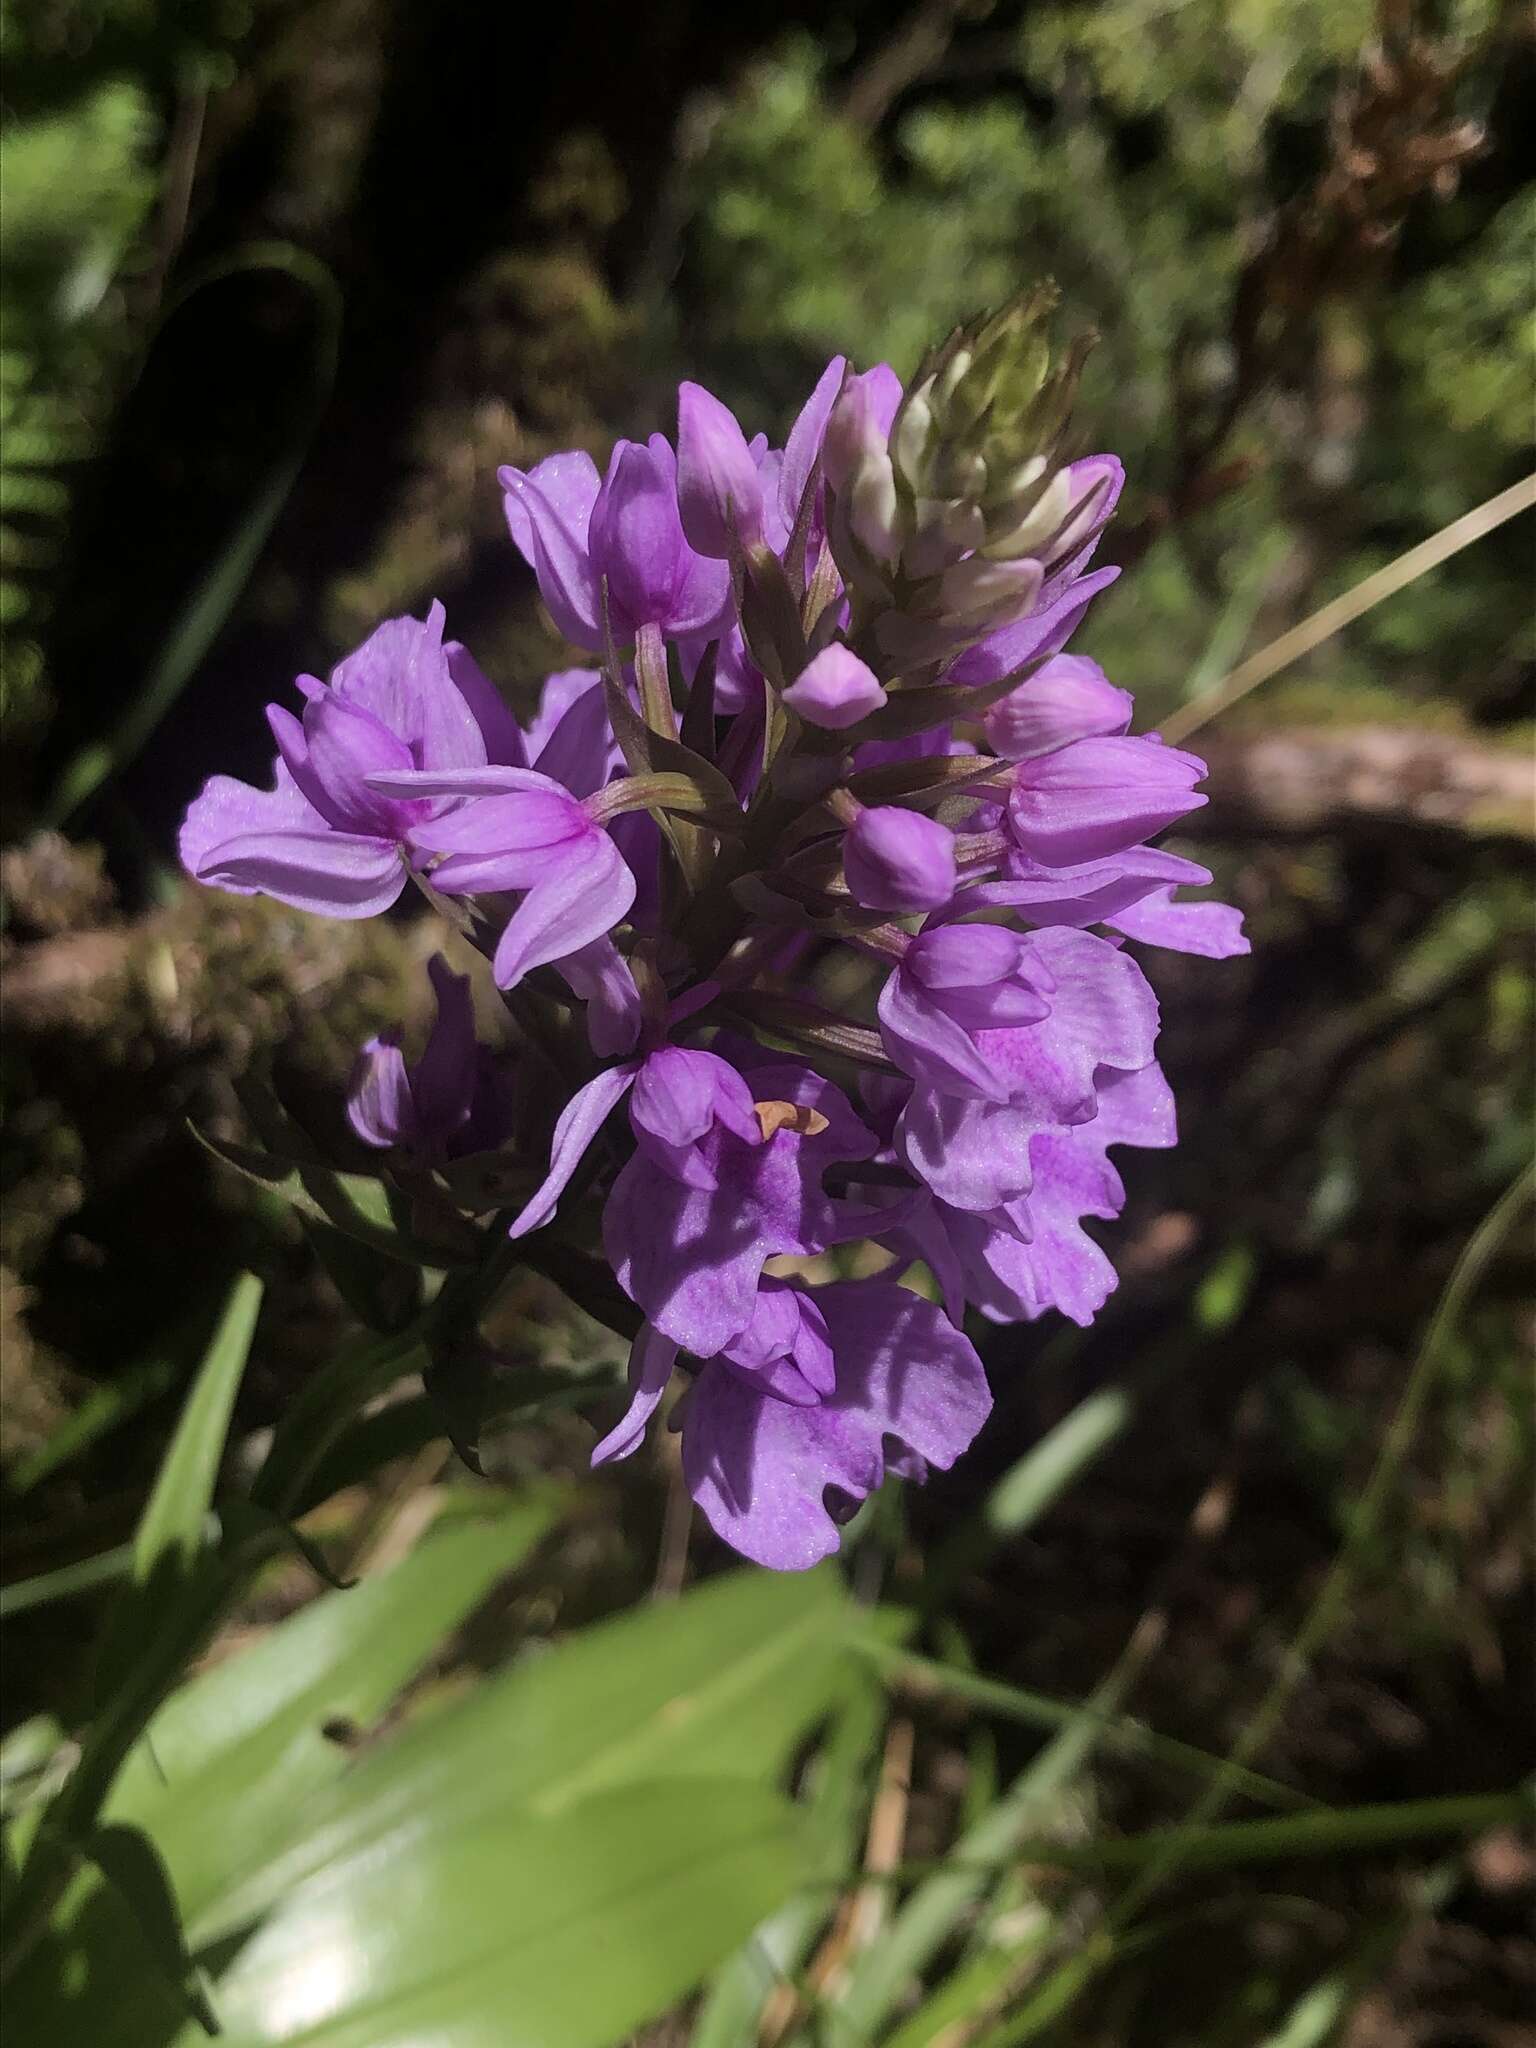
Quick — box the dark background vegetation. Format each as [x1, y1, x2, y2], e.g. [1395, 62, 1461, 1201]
[2, 1, 1532, 2041]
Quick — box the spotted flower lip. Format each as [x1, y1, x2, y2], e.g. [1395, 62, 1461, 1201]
[179, 334, 1250, 1571]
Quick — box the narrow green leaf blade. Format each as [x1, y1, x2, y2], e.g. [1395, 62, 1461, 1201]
[132, 1272, 262, 1586]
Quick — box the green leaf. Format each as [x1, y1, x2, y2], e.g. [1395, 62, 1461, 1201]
[129, 1274, 263, 1590]
[191, 1124, 479, 1268]
[194, 1564, 858, 1946]
[173, 1778, 810, 2048]
[102, 1492, 555, 1937]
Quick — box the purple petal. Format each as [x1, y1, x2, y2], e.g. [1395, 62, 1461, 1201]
[878, 967, 1010, 1102]
[780, 356, 846, 531]
[946, 565, 1121, 687]
[974, 927, 1159, 1121]
[192, 827, 406, 918]
[301, 691, 416, 834]
[446, 642, 526, 768]
[983, 655, 1133, 760]
[1007, 735, 1207, 866]
[591, 1325, 678, 1466]
[683, 1281, 990, 1571]
[1106, 885, 1250, 958]
[897, 1091, 1037, 1211]
[593, 438, 688, 630]
[500, 457, 603, 649]
[328, 604, 488, 773]
[347, 1033, 419, 1149]
[507, 1059, 639, 1239]
[491, 835, 637, 988]
[529, 671, 618, 800]
[179, 762, 325, 892]
[844, 807, 955, 915]
[782, 645, 887, 730]
[555, 936, 642, 1056]
[411, 954, 479, 1142]
[676, 381, 765, 557]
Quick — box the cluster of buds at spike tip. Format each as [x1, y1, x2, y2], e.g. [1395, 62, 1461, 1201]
[818, 287, 1119, 674]
[177, 290, 1249, 1574]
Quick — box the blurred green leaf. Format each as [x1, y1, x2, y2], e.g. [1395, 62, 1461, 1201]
[177, 1777, 810, 2048]
[103, 1491, 556, 1935]
[197, 1563, 857, 1945]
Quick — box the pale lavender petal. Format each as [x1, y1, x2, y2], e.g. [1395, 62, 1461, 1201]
[1106, 885, 1250, 957]
[983, 654, 1133, 760]
[590, 1325, 678, 1466]
[491, 836, 637, 988]
[530, 672, 618, 799]
[501, 457, 603, 648]
[507, 1059, 638, 1239]
[179, 762, 325, 891]
[897, 1091, 1037, 1212]
[878, 968, 1010, 1102]
[780, 355, 846, 530]
[555, 937, 642, 1056]
[974, 927, 1159, 1121]
[682, 1281, 990, 1570]
[193, 828, 405, 918]
[347, 1033, 418, 1149]
[782, 644, 887, 729]
[446, 642, 526, 767]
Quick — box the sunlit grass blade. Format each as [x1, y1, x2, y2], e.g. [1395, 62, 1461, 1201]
[864, 1647, 1315, 1812]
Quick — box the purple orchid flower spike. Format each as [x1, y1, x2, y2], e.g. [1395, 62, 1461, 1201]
[179, 603, 511, 917]
[682, 1280, 991, 1570]
[364, 763, 637, 989]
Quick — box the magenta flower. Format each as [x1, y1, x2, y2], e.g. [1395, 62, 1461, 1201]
[681, 1281, 991, 1570]
[179, 604, 510, 918]
[179, 314, 1252, 1572]
[366, 763, 636, 990]
[501, 438, 730, 651]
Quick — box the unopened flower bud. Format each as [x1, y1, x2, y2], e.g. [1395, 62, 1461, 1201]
[676, 381, 764, 558]
[844, 806, 956, 913]
[981, 466, 1073, 561]
[1038, 454, 1121, 566]
[937, 555, 1044, 627]
[822, 380, 890, 495]
[983, 654, 1133, 759]
[849, 452, 901, 560]
[781, 644, 888, 729]
[893, 380, 936, 490]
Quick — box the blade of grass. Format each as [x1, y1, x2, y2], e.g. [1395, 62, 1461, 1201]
[1162, 473, 1536, 744]
[986, 1162, 1536, 2043]
[0, 1541, 137, 1618]
[865, 1647, 1315, 1813]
